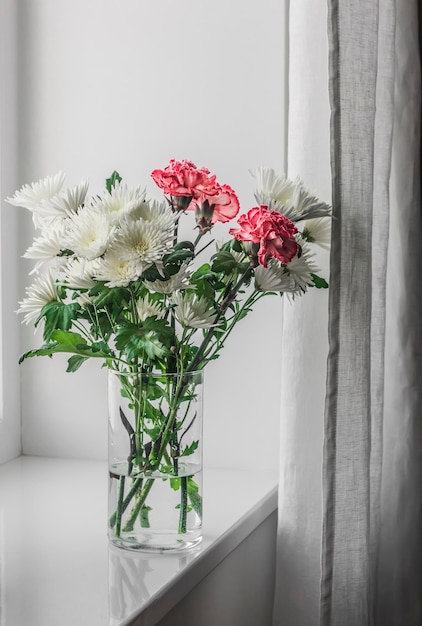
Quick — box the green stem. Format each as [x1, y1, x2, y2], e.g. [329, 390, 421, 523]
[195, 238, 214, 257]
[188, 266, 253, 373]
[122, 478, 155, 532]
[155, 374, 186, 464]
[109, 476, 143, 528]
[178, 477, 188, 534]
[209, 290, 264, 359]
[114, 476, 126, 537]
[193, 231, 204, 247]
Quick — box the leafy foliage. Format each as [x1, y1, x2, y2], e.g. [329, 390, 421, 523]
[16, 168, 330, 377]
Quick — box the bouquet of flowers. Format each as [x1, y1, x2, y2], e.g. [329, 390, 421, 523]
[8, 159, 330, 549]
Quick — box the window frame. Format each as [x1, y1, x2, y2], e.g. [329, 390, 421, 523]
[0, 0, 21, 463]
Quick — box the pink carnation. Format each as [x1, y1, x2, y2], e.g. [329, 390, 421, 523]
[152, 160, 240, 228]
[151, 160, 213, 198]
[229, 205, 298, 267]
[195, 182, 240, 226]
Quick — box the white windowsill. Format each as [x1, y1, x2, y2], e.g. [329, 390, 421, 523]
[0, 456, 278, 625]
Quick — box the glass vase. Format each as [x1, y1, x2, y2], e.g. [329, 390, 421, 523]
[108, 369, 203, 552]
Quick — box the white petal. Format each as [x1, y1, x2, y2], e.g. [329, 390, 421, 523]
[285, 244, 319, 291]
[6, 172, 66, 211]
[136, 296, 164, 321]
[93, 251, 139, 287]
[65, 207, 116, 260]
[172, 291, 217, 329]
[302, 217, 332, 250]
[252, 167, 296, 206]
[17, 272, 59, 324]
[61, 258, 99, 289]
[88, 182, 146, 225]
[37, 180, 89, 225]
[254, 261, 295, 292]
[112, 218, 173, 271]
[23, 222, 68, 271]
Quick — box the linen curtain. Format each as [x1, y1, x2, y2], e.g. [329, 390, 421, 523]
[322, 1, 422, 624]
[274, 1, 422, 625]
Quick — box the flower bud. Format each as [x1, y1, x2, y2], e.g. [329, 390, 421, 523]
[170, 195, 193, 212]
[195, 199, 215, 233]
[241, 241, 260, 267]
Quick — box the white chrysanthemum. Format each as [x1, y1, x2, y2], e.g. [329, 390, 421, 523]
[88, 182, 146, 225]
[143, 264, 191, 294]
[65, 206, 116, 260]
[283, 182, 331, 222]
[23, 221, 68, 271]
[285, 245, 319, 291]
[252, 167, 296, 207]
[253, 167, 331, 223]
[17, 272, 60, 324]
[93, 250, 139, 287]
[172, 291, 217, 329]
[127, 198, 176, 232]
[136, 296, 164, 321]
[301, 217, 332, 250]
[61, 258, 100, 289]
[6, 172, 66, 212]
[254, 260, 296, 292]
[34, 180, 89, 227]
[111, 219, 173, 276]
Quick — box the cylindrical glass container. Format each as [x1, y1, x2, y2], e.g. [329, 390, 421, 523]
[108, 369, 203, 551]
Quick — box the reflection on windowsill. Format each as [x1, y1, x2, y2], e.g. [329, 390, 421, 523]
[0, 456, 277, 626]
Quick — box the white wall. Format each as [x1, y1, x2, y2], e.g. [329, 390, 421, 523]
[0, 0, 21, 464]
[157, 513, 277, 626]
[17, 0, 288, 470]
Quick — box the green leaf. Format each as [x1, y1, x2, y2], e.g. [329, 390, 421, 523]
[144, 424, 162, 440]
[66, 355, 89, 372]
[91, 340, 112, 354]
[162, 241, 195, 274]
[180, 440, 199, 457]
[164, 248, 194, 265]
[142, 265, 164, 282]
[140, 506, 152, 528]
[191, 263, 213, 280]
[211, 250, 248, 274]
[170, 477, 181, 491]
[175, 503, 193, 512]
[50, 330, 91, 351]
[174, 240, 195, 252]
[187, 480, 202, 516]
[231, 239, 243, 253]
[115, 318, 175, 361]
[38, 301, 80, 341]
[89, 285, 130, 308]
[187, 477, 199, 494]
[311, 273, 329, 289]
[105, 171, 122, 193]
[195, 279, 216, 301]
[19, 330, 113, 365]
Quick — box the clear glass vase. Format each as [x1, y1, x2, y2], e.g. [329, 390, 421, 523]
[108, 369, 203, 552]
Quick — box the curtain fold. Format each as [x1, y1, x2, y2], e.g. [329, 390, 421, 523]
[321, 2, 385, 623]
[321, 1, 422, 624]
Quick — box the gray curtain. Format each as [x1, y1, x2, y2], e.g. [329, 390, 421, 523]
[321, 1, 422, 625]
